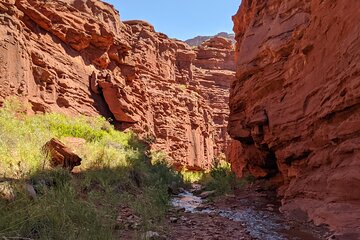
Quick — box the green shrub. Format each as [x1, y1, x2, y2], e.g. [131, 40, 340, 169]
[149, 150, 183, 187]
[199, 160, 254, 196]
[181, 169, 204, 183]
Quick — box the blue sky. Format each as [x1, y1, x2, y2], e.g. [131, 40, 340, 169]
[105, 0, 241, 40]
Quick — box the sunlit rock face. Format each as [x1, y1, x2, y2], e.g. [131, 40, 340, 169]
[185, 32, 235, 47]
[229, 0, 360, 235]
[0, 0, 129, 116]
[193, 37, 235, 160]
[0, 0, 234, 171]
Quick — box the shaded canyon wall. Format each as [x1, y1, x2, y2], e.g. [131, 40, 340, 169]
[229, 0, 360, 235]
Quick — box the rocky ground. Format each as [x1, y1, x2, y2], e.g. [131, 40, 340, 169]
[166, 208, 251, 240]
[164, 186, 332, 240]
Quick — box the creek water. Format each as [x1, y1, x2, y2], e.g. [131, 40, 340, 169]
[171, 187, 328, 240]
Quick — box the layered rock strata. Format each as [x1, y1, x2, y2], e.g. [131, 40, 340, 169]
[193, 37, 235, 159]
[229, 0, 360, 235]
[0, 0, 235, 170]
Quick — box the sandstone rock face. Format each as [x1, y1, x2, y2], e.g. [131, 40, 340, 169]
[193, 37, 235, 159]
[117, 25, 235, 170]
[0, 0, 234, 170]
[120, 20, 216, 170]
[0, 0, 129, 117]
[229, 0, 360, 235]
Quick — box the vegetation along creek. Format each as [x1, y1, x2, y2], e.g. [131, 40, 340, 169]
[1, 0, 360, 239]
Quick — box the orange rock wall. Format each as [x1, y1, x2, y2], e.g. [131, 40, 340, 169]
[0, 0, 234, 170]
[229, 0, 360, 234]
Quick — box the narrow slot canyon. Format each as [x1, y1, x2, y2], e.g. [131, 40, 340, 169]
[0, 0, 359, 239]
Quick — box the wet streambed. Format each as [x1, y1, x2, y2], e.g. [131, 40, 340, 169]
[171, 187, 329, 240]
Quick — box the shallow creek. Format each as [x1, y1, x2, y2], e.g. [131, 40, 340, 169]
[171, 186, 329, 240]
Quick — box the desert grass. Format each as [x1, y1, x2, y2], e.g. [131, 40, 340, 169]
[0, 97, 182, 239]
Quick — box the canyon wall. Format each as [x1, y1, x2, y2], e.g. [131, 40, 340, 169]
[193, 37, 234, 159]
[229, 0, 360, 235]
[185, 32, 235, 47]
[121, 21, 234, 169]
[0, 0, 234, 170]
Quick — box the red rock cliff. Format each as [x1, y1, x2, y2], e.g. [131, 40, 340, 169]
[0, 0, 234, 170]
[193, 37, 235, 159]
[229, 0, 360, 235]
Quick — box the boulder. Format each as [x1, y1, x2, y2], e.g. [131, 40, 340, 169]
[43, 138, 82, 171]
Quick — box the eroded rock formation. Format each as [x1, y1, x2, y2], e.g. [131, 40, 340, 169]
[0, 0, 129, 116]
[43, 138, 82, 171]
[193, 37, 235, 159]
[185, 32, 235, 47]
[0, 0, 234, 170]
[229, 0, 360, 235]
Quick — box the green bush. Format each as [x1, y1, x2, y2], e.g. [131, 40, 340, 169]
[181, 169, 204, 183]
[199, 160, 254, 196]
